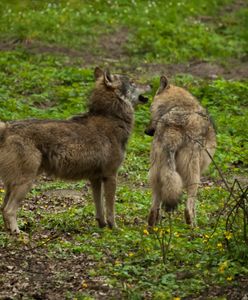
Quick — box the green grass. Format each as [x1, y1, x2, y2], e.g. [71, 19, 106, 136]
[0, 0, 247, 63]
[0, 0, 247, 299]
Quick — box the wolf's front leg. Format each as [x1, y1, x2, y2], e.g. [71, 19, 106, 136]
[1, 188, 11, 231]
[2, 181, 32, 234]
[103, 176, 117, 228]
[91, 179, 106, 228]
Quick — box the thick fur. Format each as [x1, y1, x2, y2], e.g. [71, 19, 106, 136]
[146, 76, 216, 226]
[0, 67, 150, 234]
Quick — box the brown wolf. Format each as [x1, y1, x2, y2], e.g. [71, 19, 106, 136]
[0, 67, 150, 234]
[145, 76, 216, 226]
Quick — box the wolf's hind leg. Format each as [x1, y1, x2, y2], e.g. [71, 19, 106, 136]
[103, 176, 117, 228]
[148, 196, 161, 227]
[91, 179, 106, 228]
[2, 180, 33, 234]
[148, 186, 161, 227]
[177, 146, 201, 226]
[184, 160, 200, 226]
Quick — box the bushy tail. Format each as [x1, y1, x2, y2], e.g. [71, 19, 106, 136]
[0, 122, 6, 142]
[150, 146, 183, 211]
[159, 158, 183, 210]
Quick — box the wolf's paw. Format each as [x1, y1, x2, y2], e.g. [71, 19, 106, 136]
[107, 220, 117, 229]
[148, 209, 160, 227]
[184, 208, 196, 227]
[96, 218, 107, 228]
[3, 217, 20, 234]
[10, 226, 21, 235]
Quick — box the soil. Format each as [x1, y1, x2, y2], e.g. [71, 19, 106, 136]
[0, 179, 121, 299]
[1, 38, 248, 80]
[99, 27, 130, 60]
[0, 243, 120, 300]
[1, 176, 248, 299]
[186, 276, 248, 300]
[132, 60, 248, 80]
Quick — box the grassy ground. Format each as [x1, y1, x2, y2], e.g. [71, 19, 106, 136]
[0, 0, 247, 299]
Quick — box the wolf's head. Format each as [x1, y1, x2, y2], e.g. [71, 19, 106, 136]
[93, 67, 151, 107]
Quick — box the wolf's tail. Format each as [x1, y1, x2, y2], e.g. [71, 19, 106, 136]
[0, 122, 6, 142]
[150, 139, 183, 211]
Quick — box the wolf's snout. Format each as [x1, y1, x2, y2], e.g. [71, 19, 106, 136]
[145, 127, 155, 136]
[138, 95, 149, 103]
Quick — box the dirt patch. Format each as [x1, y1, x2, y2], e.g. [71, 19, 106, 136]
[99, 27, 129, 60]
[197, 0, 247, 22]
[43, 188, 84, 198]
[21, 179, 90, 216]
[0, 39, 79, 55]
[0, 248, 88, 299]
[132, 60, 248, 80]
[0, 244, 120, 299]
[221, 0, 247, 15]
[0, 38, 96, 64]
[1, 35, 248, 80]
[41, 189, 87, 209]
[0, 178, 120, 299]
[185, 275, 248, 300]
[0, 27, 130, 65]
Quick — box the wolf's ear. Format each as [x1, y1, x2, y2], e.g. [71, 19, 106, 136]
[103, 69, 113, 88]
[156, 75, 169, 94]
[94, 67, 104, 80]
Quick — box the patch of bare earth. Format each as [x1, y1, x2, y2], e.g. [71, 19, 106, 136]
[219, 0, 247, 15]
[0, 248, 88, 300]
[4, 40, 248, 80]
[24, 187, 89, 214]
[0, 38, 73, 54]
[1, 22, 248, 80]
[0, 245, 120, 300]
[0, 178, 121, 299]
[0, 27, 130, 66]
[99, 27, 129, 61]
[132, 60, 248, 80]
[185, 276, 248, 300]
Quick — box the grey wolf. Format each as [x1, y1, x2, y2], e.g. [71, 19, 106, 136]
[145, 76, 216, 226]
[0, 67, 150, 234]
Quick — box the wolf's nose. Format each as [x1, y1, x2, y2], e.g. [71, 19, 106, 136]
[139, 95, 149, 103]
[145, 127, 155, 136]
